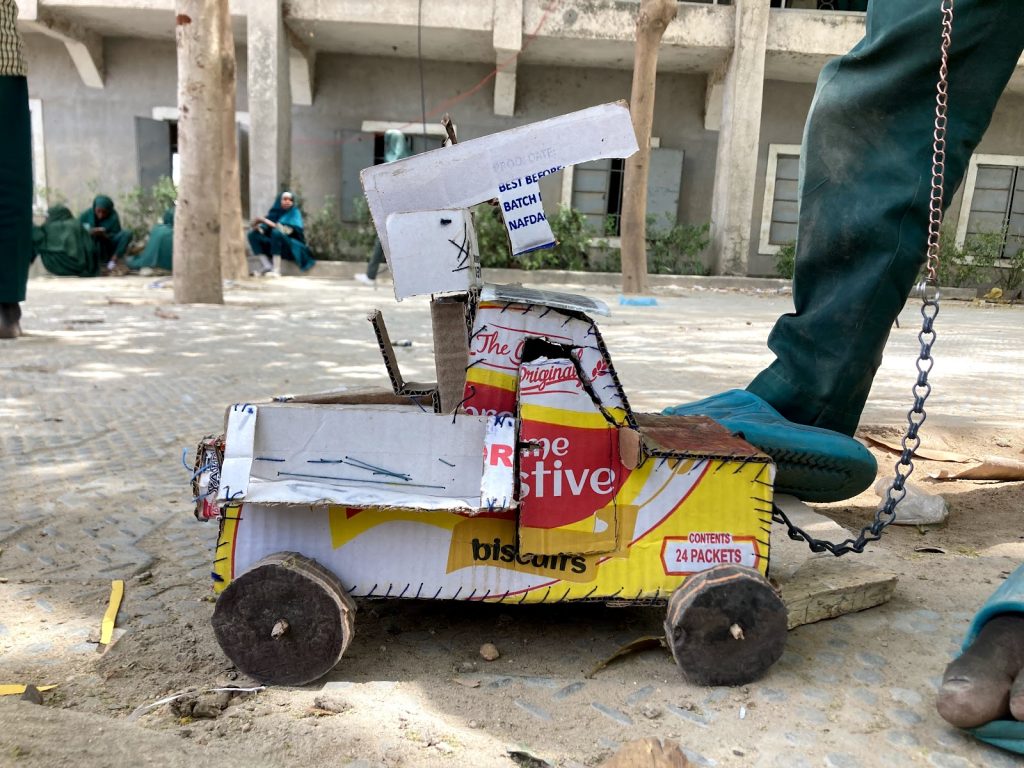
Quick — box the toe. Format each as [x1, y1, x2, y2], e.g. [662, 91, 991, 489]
[1011, 667, 1024, 722]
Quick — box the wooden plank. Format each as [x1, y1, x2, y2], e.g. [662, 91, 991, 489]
[770, 494, 898, 630]
[779, 558, 897, 630]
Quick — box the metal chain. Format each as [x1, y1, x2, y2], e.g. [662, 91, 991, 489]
[773, 0, 954, 556]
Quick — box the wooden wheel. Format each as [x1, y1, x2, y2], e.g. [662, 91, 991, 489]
[212, 552, 356, 686]
[664, 564, 787, 686]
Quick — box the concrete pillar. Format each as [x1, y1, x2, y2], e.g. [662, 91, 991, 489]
[492, 0, 523, 116]
[247, 0, 291, 217]
[708, 0, 768, 275]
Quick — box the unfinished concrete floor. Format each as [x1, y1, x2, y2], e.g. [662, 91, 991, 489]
[1, 273, 1021, 767]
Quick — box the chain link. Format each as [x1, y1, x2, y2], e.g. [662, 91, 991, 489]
[773, 0, 954, 556]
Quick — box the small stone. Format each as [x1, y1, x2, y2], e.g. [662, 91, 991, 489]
[240, 722, 252, 733]
[192, 702, 222, 719]
[312, 695, 350, 714]
[134, 571, 153, 583]
[640, 705, 662, 720]
[732, 747, 745, 757]
[20, 685, 43, 705]
[457, 660, 478, 673]
[479, 643, 500, 661]
[468, 720, 480, 729]
[179, 729, 193, 738]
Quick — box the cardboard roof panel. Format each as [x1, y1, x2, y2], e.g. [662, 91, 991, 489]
[360, 102, 638, 262]
[480, 284, 610, 316]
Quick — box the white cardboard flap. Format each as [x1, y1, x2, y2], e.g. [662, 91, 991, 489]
[228, 403, 488, 511]
[497, 176, 555, 256]
[218, 403, 257, 501]
[361, 102, 639, 261]
[386, 209, 481, 300]
[480, 414, 516, 512]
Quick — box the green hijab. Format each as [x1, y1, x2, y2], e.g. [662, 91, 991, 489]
[80, 194, 124, 235]
[34, 204, 100, 277]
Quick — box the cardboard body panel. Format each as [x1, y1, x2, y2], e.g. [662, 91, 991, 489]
[213, 452, 774, 602]
[517, 357, 622, 555]
[220, 403, 489, 511]
[463, 301, 627, 419]
[360, 102, 638, 264]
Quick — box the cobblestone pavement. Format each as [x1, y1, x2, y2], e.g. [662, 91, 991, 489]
[1, 274, 1022, 767]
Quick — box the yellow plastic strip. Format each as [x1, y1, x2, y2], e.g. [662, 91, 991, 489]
[0, 684, 57, 696]
[100, 579, 125, 645]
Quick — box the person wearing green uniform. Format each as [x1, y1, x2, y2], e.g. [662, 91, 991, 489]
[355, 129, 412, 285]
[127, 207, 174, 273]
[663, 0, 1024, 754]
[79, 195, 133, 273]
[32, 205, 100, 277]
[0, 1, 32, 339]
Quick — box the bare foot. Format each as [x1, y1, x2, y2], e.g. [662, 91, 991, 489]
[937, 615, 1024, 728]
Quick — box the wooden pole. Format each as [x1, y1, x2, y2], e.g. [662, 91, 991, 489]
[173, 0, 225, 304]
[620, 0, 677, 295]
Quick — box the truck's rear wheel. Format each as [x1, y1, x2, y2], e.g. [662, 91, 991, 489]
[212, 552, 355, 686]
[664, 564, 786, 686]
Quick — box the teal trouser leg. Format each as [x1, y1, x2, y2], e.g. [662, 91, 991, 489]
[748, 0, 1024, 436]
[959, 564, 1024, 754]
[0, 76, 33, 304]
[112, 230, 133, 258]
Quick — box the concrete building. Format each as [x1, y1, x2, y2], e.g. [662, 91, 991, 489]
[16, 0, 1024, 275]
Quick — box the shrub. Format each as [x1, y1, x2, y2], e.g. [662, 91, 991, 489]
[775, 242, 796, 280]
[997, 234, 1024, 295]
[932, 226, 999, 288]
[472, 204, 591, 271]
[645, 216, 710, 275]
[305, 195, 348, 261]
[343, 196, 380, 257]
[120, 176, 177, 241]
[472, 203, 512, 268]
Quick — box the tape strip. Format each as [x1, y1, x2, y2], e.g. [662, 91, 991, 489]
[100, 579, 125, 645]
[0, 684, 57, 696]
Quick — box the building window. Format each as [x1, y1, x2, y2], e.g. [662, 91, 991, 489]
[758, 144, 801, 255]
[956, 154, 1024, 260]
[572, 158, 625, 236]
[568, 147, 683, 238]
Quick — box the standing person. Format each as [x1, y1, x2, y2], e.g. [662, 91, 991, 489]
[247, 190, 314, 274]
[0, 0, 33, 339]
[355, 129, 412, 285]
[662, 0, 1024, 753]
[79, 195, 133, 273]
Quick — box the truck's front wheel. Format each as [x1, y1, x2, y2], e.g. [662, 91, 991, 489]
[212, 552, 356, 686]
[664, 564, 787, 686]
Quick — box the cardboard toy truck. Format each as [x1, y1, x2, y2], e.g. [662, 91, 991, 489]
[191, 103, 788, 688]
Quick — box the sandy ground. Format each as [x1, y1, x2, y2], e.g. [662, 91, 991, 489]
[1, 274, 1022, 768]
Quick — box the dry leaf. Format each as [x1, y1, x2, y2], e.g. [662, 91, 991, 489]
[859, 433, 972, 463]
[930, 456, 1024, 482]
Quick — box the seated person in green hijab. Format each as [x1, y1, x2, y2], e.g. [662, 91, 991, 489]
[79, 194, 133, 272]
[32, 204, 100, 277]
[127, 207, 174, 274]
[247, 190, 314, 274]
